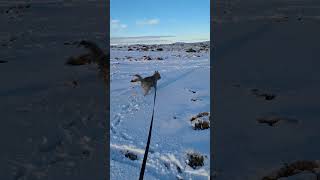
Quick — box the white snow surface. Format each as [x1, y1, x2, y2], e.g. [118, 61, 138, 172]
[110, 42, 210, 180]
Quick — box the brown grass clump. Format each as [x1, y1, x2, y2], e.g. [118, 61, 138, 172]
[193, 121, 210, 130]
[262, 160, 320, 180]
[190, 112, 210, 130]
[186, 152, 204, 169]
[190, 112, 210, 121]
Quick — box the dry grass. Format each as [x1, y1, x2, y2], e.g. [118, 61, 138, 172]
[190, 112, 210, 130]
[190, 112, 210, 122]
[186, 152, 205, 169]
[193, 120, 210, 130]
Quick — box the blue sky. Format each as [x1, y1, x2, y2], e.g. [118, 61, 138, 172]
[110, 0, 210, 43]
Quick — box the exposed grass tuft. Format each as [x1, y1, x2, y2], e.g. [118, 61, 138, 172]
[186, 152, 205, 169]
[123, 151, 138, 161]
[186, 48, 197, 53]
[190, 112, 210, 130]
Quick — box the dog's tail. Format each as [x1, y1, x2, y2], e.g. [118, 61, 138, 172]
[131, 74, 143, 82]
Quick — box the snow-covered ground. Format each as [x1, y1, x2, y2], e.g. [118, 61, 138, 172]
[110, 42, 210, 179]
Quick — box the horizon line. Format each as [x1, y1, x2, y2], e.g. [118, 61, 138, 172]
[110, 35, 176, 40]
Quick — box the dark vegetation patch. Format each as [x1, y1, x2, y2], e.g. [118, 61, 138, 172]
[190, 112, 210, 130]
[186, 152, 205, 169]
[186, 48, 197, 53]
[142, 56, 152, 61]
[193, 121, 210, 130]
[123, 151, 138, 161]
[190, 112, 210, 121]
[141, 46, 149, 51]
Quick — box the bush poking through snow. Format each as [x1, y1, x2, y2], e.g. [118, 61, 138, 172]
[262, 160, 320, 180]
[142, 56, 152, 61]
[141, 47, 149, 51]
[186, 48, 197, 53]
[190, 112, 210, 130]
[123, 151, 138, 161]
[190, 112, 210, 121]
[186, 152, 204, 169]
[193, 120, 210, 130]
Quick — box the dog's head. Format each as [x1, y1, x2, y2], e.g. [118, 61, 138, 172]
[154, 71, 161, 80]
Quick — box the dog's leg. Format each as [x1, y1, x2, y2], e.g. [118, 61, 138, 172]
[143, 86, 150, 96]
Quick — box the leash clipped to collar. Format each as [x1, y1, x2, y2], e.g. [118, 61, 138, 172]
[139, 83, 157, 180]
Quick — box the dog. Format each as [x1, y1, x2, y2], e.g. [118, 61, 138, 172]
[131, 71, 161, 96]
